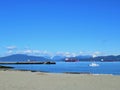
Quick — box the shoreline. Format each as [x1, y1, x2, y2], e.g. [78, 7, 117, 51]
[0, 67, 119, 76]
[0, 69, 120, 90]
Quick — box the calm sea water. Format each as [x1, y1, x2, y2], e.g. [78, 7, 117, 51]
[1, 62, 120, 75]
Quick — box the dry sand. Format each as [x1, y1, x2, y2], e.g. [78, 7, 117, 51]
[0, 70, 120, 90]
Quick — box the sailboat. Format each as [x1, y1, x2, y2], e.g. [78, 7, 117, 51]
[89, 62, 99, 67]
[89, 55, 99, 67]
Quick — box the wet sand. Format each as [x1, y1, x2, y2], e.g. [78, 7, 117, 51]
[0, 70, 120, 90]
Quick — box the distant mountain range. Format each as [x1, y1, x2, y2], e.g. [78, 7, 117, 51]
[0, 54, 120, 62]
[0, 54, 49, 62]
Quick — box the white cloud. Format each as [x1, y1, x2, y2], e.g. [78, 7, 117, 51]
[6, 46, 17, 50]
[17, 49, 52, 56]
[92, 51, 101, 57]
[55, 51, 80, 57]
[32, 50, 41, 54]
[7, 50, 13, 54]
[23, 49, 32, 54]
[79, 51, 83, 55]
[5, 50, 15, 56]
[71, 53, 77, 57]
[40, 50, 53, 57]
[94, 51, 101, 55]
[5, 45, 17, 55]
[4, 45, 104, 57]
[60, 52, 76, 57]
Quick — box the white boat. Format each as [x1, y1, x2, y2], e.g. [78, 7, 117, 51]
[89, 62, 99, 67]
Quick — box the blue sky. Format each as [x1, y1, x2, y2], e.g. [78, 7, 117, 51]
[0, 0, 120, 56]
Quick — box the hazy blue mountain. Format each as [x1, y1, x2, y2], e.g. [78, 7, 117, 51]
[93, 55, 120, 61]
[75, 55, 92, 60]
[0, 54, 50, 62]
[52, 55, 66, 61]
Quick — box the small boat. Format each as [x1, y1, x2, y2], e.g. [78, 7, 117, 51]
[89, 62, 99, 67]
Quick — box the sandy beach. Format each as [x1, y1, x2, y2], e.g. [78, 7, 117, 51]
[0, 70, 120, 90]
